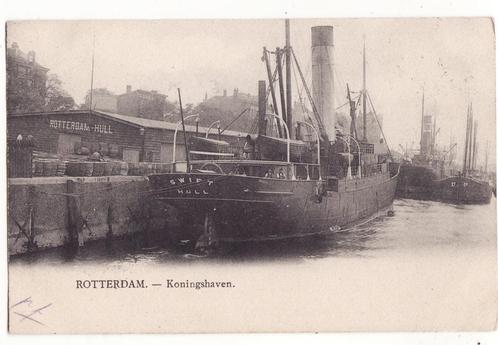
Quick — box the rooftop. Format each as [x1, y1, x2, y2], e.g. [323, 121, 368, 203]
[9, 110, 247, 138]
[6, 42, 49, 72]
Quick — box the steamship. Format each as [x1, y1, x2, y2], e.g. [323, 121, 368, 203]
[434, 104, 492, 204]
[397, 92, 446, 200]
[147, 21, 400, 248]
[398, 98, 491, 204]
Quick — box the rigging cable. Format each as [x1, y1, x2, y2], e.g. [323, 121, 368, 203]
[220, 107, 250, 135]
[290, 47, 327, 141]
[264, 56, 283, 137]
[291, 57, 315, 140]
[366, 90, 392, 158]
[336, 94, 360, 111]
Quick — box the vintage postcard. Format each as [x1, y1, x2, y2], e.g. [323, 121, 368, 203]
[5, 17, 497, 333]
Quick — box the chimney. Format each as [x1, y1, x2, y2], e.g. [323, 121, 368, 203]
[11, 42, 19, 56]
[27, 50, 36, 63]
[223, 89, 227, 97]
[312, 26, 335, 141]
[233, 88, 239, 97]
[126, 85, 132, 93]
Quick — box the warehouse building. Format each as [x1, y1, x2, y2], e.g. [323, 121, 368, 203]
[7, 110, 247, 163]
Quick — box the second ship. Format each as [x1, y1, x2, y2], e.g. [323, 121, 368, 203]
[397, 94, 492, 204]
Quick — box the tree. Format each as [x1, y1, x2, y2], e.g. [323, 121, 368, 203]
[7, 73, 75, 113]
[7, 75, 45, 114]
[183, 103, 194, 115]
[164, 99, 177, 115]
[44, 74, 75, 111]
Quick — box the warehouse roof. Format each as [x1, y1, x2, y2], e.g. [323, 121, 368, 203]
[9, 110, 247, 138]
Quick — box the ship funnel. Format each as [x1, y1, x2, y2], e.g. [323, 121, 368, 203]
[312, 26, 336, 141]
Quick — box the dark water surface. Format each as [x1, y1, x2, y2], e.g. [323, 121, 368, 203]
[10, 198, 496, 266]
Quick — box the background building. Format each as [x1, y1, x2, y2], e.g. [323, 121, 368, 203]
[117, 85, 170, 120]
[6, 42, 49, 114]
[84, 88, 118, 113]
[195, 88, 257, 131]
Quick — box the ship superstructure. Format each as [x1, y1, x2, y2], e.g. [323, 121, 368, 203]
[147, 21, 399, 249]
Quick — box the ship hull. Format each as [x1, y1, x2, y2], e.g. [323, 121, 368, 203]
[147, 171, 398, 244]
[396, 164, 440, 200]
[396, 164, 492, 204]
[434, 176, 492, 204]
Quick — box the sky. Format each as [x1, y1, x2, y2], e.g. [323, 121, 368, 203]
[6, 18, 496, 169]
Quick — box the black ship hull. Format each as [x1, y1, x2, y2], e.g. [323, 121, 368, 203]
[434, 176, 492, 204]
[147, 169, 398, 245]
[396, 165, 492, 204]
[396, 164, 440, 200]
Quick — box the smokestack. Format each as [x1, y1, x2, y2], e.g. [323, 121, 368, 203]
[312, 26, 335, 141]
[126, 85, 132, 93]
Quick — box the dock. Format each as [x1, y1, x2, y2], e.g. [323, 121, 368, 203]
[8, 175, 149, 256]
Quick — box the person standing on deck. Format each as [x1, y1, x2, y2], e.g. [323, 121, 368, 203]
[243, 135, 256, 159]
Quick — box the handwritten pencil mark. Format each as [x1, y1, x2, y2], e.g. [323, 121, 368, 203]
[10, 296, 33, 309]
[10, 297, 52, 328]
[13, 311, 45, 326]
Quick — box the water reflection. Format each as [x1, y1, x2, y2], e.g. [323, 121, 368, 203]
[10, 198, 496, 266]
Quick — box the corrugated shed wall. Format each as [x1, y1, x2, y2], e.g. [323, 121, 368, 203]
[8, 112, 247, 163]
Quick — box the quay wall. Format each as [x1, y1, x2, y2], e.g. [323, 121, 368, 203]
[8, 176, 149, 256]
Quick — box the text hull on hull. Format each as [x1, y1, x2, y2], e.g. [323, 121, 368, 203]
[147, 172, 399, 243]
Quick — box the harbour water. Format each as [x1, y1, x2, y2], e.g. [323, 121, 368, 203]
[9, 197, 497, 332]
[10, 198, 496, 265]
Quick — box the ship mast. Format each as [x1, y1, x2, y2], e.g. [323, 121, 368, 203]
[285, 19, 293, 139]
[262, 47, 283, 138]
[276, 47, 287, 136]
[472, 119, 478, 171]
[347, 84, 357, 139]
[463, 104, 470, 175]
[362, 37, 367, 141]
[485, 140, 488, 173]
[88, 34, 96, 113]
[468, 104, 474, 173]
[431, 112, 438, 156]
[420, 89, 424, 153]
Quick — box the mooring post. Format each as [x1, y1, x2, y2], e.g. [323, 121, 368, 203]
[141, 197, 151, 248]
[106, 205, 114, 240]
[26, 185, 37, 252]
[66, 179, 84, 248]
[106, 182, 114, 242]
